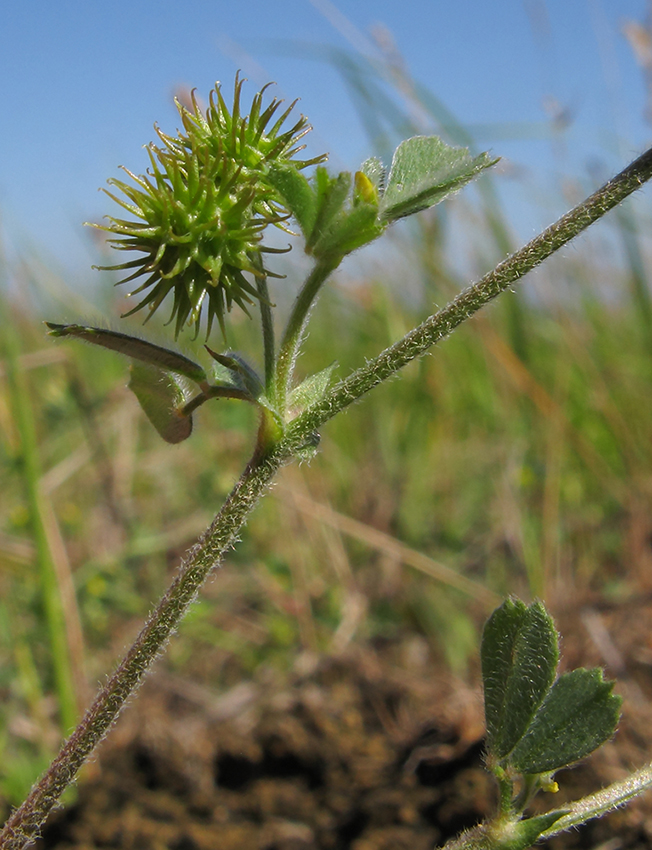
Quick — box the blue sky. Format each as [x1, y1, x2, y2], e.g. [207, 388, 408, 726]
[1, 0, 650, 285]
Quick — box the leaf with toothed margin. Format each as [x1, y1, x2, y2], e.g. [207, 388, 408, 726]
[128, 361, 193, 444]
[508, 669, 622, 774]
[45, 323, 207, 384]
[379, 136, 498, 222]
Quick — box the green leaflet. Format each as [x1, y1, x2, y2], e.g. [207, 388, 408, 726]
[128, 361, 193, 444]
[379, 136, 498, 222]
[311, 202, 384, 260]
[482, 599, 559, 761]
[45, 323, 207, 385]
[508, 669, 622, 774]
[308, 168, 353, 253]
[265, 164, 317, 237]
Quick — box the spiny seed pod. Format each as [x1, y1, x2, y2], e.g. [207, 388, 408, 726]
[92, 74, 326, 338]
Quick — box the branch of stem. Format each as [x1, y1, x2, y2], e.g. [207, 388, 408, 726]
[274, 257, 339, 414]
[253, 257, 276, 399]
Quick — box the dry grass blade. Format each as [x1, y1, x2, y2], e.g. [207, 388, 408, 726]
[277, 482, 500, 607]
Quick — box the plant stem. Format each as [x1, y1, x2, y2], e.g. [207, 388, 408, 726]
[274, 257, 339, 415]
[3, 146, 652, 850]
[0, 448, 287, 850]
[180, 385, 252, 418]
[284, 144, 652, 443]
[495, 768, 514, 817]
[253, 256, 276, 399]
[540, 762, 652, 838]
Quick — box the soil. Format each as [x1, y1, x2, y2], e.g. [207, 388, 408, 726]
[16, 598, 652, 850]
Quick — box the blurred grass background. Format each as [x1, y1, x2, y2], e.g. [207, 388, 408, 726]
[2, 38, 652, 808]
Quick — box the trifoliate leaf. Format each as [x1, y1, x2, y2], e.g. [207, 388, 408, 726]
[128, 361, 193, 444]
[380, 136, 498, 222]
[289, 363, 338, 415]
[508, 669, 622, 774]
[46, 323, 207, 384]
[482, 599, 559, 761]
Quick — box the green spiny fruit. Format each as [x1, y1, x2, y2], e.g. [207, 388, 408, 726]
[91, 74, 326, 338]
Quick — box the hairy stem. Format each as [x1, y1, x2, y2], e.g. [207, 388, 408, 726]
[540, 762, 652, 838]
[0, 449, 290, 850]
[253, 257, 276, 399]
[180, 385, 252, 418]
[494, 768, 514, 817]
[274, 257, 339, 414]
[3, 146, 652, 850]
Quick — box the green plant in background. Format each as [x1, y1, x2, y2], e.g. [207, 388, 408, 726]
[3, 75, 652, 849]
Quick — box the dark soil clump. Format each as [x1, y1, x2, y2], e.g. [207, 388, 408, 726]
[33, 643, 491, 850]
